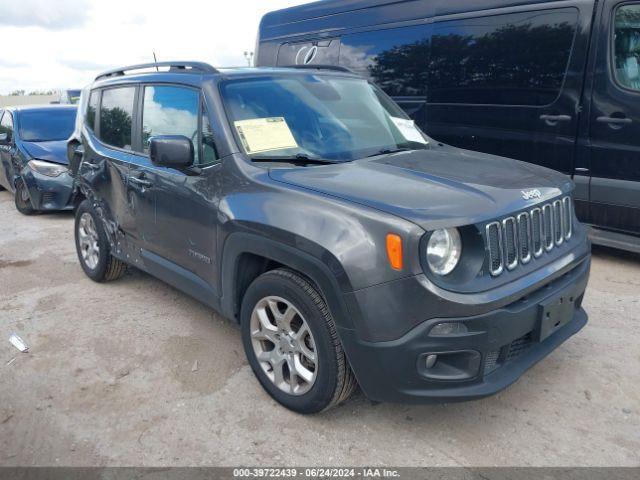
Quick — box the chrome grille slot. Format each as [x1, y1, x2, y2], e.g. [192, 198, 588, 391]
[530, 208, 543, 258]
[485, 196, 574, 277]
[486, 222, 503, 276]
[517, 212, 532, 264]
[562, 197, 572, 240]
[542, 203, 554, 251]
[553, 200, 563, 246]
[502, 217, 518, 271]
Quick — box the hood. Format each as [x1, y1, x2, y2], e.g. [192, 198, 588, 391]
[21, 140, 69, 165]
[268, 147, 573, 230]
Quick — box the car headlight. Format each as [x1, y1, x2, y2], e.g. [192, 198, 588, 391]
[426, 228, 462, 275]
[28, 159, 68, 177]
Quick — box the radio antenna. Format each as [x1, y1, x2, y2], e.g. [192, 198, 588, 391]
[153, 52, 159, 71]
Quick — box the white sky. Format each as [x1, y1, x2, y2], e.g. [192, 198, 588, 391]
[0, 0, 306, 94]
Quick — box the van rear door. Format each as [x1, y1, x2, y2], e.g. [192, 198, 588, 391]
[586, 0, 640, 235]
[424, 2, 594, 177]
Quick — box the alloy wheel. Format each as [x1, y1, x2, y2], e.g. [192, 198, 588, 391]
[250, 296, 318, 395]
[78, 212, 100, 270]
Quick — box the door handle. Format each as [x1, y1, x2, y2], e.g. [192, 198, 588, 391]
[596, 116, 632, 127]
[540, 114, 572, 126]
[129, 176, 153, 188]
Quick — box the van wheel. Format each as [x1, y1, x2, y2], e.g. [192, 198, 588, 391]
[15, 180, 35, 215]
[74, 200, 127, 282]
[241, 268, 357, 413]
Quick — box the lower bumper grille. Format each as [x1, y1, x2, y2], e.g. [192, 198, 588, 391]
[484, 331, 534, 375]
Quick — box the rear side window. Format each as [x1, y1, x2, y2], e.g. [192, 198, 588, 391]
[142, 85, 200, 164]
[99, 87, 135, 149]
[340, 25, 430, 97]
[428, 8, 578, 105]
[86, 90, 99, 131]
[613, 4, 640, 91]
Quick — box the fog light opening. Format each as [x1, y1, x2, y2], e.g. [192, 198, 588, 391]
[425, 354, 438, 369]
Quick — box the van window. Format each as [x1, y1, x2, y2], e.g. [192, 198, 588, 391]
[277, 39, 340, 66]
[340, 25, 430, 97]
[99, 87, 135, 149]
[0, 111, 13, 141]
[86, 90, 99, 131]
[613, 4, 640, 91]
[428, 9, 578, 105]
[142, 85, 200, 164]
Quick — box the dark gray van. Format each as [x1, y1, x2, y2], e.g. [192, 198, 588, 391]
[257, 0, 640, 252]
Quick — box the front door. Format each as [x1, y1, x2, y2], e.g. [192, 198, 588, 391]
[587, 0, 640, 234]
[128, 84, 220, 291]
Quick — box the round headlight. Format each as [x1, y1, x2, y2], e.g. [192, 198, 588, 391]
[426, 228, 462, 276]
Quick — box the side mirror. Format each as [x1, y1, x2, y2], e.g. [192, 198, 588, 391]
[149, 135, 194, 168]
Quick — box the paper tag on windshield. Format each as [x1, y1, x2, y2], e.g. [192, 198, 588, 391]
[391, 117, 428, 144]
[234, 117, 298, 154]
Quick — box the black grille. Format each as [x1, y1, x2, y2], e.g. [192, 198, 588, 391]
[484, 349, 501, 374]
[503, 217, 518, 270]
[486, 197, 573, 276]
[42, 192, 56, 204]
[517, 212, 531, 263]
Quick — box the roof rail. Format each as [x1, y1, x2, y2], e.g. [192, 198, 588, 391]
[283, 64, 357, 75]
[95, 61, 218, 81]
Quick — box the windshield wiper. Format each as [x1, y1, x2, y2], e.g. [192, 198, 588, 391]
[251, 153, 339, 165]
[366, 147, 416, 158]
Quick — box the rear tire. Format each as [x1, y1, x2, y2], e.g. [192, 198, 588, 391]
[74, 199, 127, 282]
[241, 268, 357, 413]
[14, 180, 35, 215]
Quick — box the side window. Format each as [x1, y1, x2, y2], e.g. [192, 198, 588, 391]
[201, 104, 218, 166]
[339, 25, 430, 97]
[0, 111, 14, 141]
[428, 8, 578, 105]
[99, 87, 135, 149]
[613, 4, 640, 91]
[86, 89, 100, 131]
[142, 85, 199, 164]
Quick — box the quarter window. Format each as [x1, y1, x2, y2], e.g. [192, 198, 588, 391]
[0, 111, 13, 141]
[99, 87, 135, 149]
[613, 4, 640, 91]
[86, 90, 99, 131]
[428, 9, 578, 105]
[142, 85, 200, 164]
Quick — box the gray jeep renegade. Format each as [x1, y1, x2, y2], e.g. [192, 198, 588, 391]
[68, 62, 591, 413]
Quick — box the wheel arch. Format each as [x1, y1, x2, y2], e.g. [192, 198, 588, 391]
[220, 232, 355, 332]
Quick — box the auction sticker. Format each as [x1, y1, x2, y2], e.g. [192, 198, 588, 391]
[234, 117, 298, 154]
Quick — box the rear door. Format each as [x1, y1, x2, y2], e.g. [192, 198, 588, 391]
[425, 2, 594, 176]
[587, 0, 640, 234]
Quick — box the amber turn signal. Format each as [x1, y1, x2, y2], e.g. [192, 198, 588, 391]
[386, 233, 403, 271]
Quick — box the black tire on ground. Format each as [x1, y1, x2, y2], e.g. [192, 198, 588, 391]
[74, 199, 127, 282]
[14, 180, 36, 215]
[241, 268, 357, 413]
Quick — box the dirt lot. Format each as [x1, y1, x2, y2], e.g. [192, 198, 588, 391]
[0, 190, 638, 467]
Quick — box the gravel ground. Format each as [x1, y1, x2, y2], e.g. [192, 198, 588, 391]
[0, 189, 638, 467]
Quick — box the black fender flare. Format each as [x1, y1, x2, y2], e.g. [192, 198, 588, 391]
[220, 232, 355, 332]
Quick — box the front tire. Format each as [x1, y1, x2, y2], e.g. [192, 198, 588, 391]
[14, 180, 35, 215]
[74, 199, 127, 282]
[241, 269, 357, 413]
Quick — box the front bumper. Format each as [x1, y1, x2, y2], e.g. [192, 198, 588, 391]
[20, 169, 74, 211]
[339, 254, 590, 404]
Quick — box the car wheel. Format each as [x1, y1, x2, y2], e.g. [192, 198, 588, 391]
[241, 268, 357, 413]
[14, 180, 35, 215]
[74, 199, 127, 282]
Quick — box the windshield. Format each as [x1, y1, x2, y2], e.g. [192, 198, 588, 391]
[19, 109, 77, 142]
[221, 75, 429, 162]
